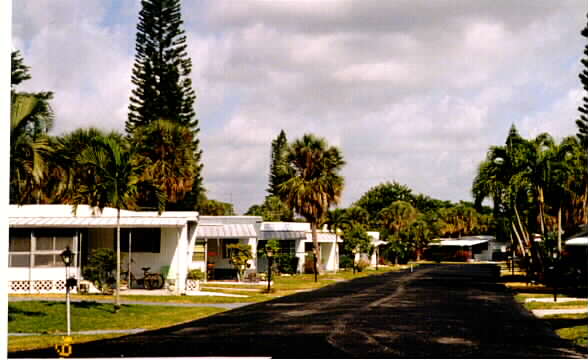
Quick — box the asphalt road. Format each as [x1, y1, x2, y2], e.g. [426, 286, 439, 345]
[9, 264, 586, 358]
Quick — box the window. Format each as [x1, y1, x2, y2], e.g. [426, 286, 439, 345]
[304, 242, 315, 253]
[192, 242, 205, 261]
[221, 239, 239, 259]
[258, 240, 295, 255]
[9, 228, 77, 268]
[121, 228, 161, 253]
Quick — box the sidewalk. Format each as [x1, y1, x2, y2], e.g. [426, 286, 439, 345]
[532, 308, 588, 317]
[8, 296, 253, 309]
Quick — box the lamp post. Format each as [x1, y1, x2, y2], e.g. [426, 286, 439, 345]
[266, 248, 274, 293]
[60, 246, 76, 336]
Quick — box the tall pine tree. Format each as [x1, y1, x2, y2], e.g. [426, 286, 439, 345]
[577, 14, 588, 149]
[267, 129, 290, 196]
[127, 0, 197, 132]
[127, 0, 203, 210]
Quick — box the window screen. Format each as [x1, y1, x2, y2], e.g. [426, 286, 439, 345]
[121, 228, 161, 253]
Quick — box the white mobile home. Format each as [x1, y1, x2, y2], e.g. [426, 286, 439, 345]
[259, 222, 342, 273]
[189, 216, 263, 280]
[8, 204, 198, 294]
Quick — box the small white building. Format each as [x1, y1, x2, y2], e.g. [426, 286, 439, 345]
[259, 222, 342, 273]
[189, 215, 263, 280]
[8, 204, 199, 294]
[367, 231, 385, 266]
[424, 235, 507, 262]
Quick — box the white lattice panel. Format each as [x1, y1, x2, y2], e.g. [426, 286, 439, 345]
[9, 281, 31, 293]
[185, 280, 200, 291]
[8, 280, 73, 294]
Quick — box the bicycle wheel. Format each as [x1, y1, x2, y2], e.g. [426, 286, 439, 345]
[145, 274, 164, 290]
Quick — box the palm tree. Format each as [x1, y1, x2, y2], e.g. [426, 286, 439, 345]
[324, 208, 351, 271]
[72, 135, 165, 310]
[131, 119, 201, 210]
[10, 50, 55, 204]
[378, 200, 418, 235]
[10, 92, 54, 204]
[279, 134, 345, 282]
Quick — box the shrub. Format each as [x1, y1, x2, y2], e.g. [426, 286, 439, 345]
[276, 253, 299, 274]
[339, 255, 354, 269]
[356, 259, 370, 272]
[187, 269, 205, 280]
[227, 243, 253, 282]
[82, 248, 116, 294]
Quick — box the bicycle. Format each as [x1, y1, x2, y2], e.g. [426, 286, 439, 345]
[122, 266, 164, 290]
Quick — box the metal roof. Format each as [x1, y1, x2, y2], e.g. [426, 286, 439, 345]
[565, 237, 588, 246]
[9, 216, 187, 228]
[197, 224, 257, 238]
[428, 239, 489, 247]
[260, 230, 306, 240]
[305, 232, 342, 243]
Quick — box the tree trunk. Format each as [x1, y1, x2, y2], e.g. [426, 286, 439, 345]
[538, 186, 546, 235]
[311, 222, 319, 282]
[557, 207, 562, 254]
[514, 206, 531, 253]
[115, 209, 121, 312]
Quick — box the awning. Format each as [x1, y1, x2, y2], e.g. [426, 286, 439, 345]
[428, 239, 489, 247]
[260, 230, 306, 241]
[197, 224, 257, 238]
[565, 237, 588, 247]
[9, 216, 187, 228]
[305, 232, 342, 243]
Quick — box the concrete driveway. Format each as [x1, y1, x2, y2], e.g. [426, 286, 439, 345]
[9, 264, 586, 358]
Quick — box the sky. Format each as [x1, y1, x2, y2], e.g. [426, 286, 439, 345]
[11, 0, 586, 214]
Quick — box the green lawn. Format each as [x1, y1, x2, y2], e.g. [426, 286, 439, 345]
[504, 276, 588, 351]
[8, 301, 224, 352]
[523, 300, 587, 310]
[543, 313, 588, 348]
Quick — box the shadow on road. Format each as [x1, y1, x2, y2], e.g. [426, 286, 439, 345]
[9, 264, 586, 359]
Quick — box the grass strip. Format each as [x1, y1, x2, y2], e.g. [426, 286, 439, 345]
[9, 301, 223, 335]
[523, 300, 587, 310]
[504, 276, 588, 351]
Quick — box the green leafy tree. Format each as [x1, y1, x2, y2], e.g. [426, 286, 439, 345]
[132, 119, 202, 209]
[267, 130, 290, 197]
[279, 134, 345, 281]
[83, 248, 116, 294]
[126, 0, 203, 208]
[324, 208, 351, 236]
[378, 200, 419, 236]
[197, 198, 235, 215]
[407, 218, 433, 261]
[342, 223, 371, 274]
[245, 195, 293, 221]
[345, 206, 370, 227]
[48, 129, 126, 204]
[577, 14, 588, 149]
[353, 182, 414, 227]
[226, 243, 253, 282]
[72, 135, 165, 310]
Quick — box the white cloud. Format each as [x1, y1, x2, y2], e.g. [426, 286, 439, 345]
[519, 89, 582, 140]
[12, 0, 585, 213]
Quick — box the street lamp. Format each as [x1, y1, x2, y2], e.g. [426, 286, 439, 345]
[60, 246, 77, 336]
[266, 248, 274, 293]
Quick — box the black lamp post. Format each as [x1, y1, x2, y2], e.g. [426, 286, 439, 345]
[60, 246, 76, 336]
[266, 248, 274, 293]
